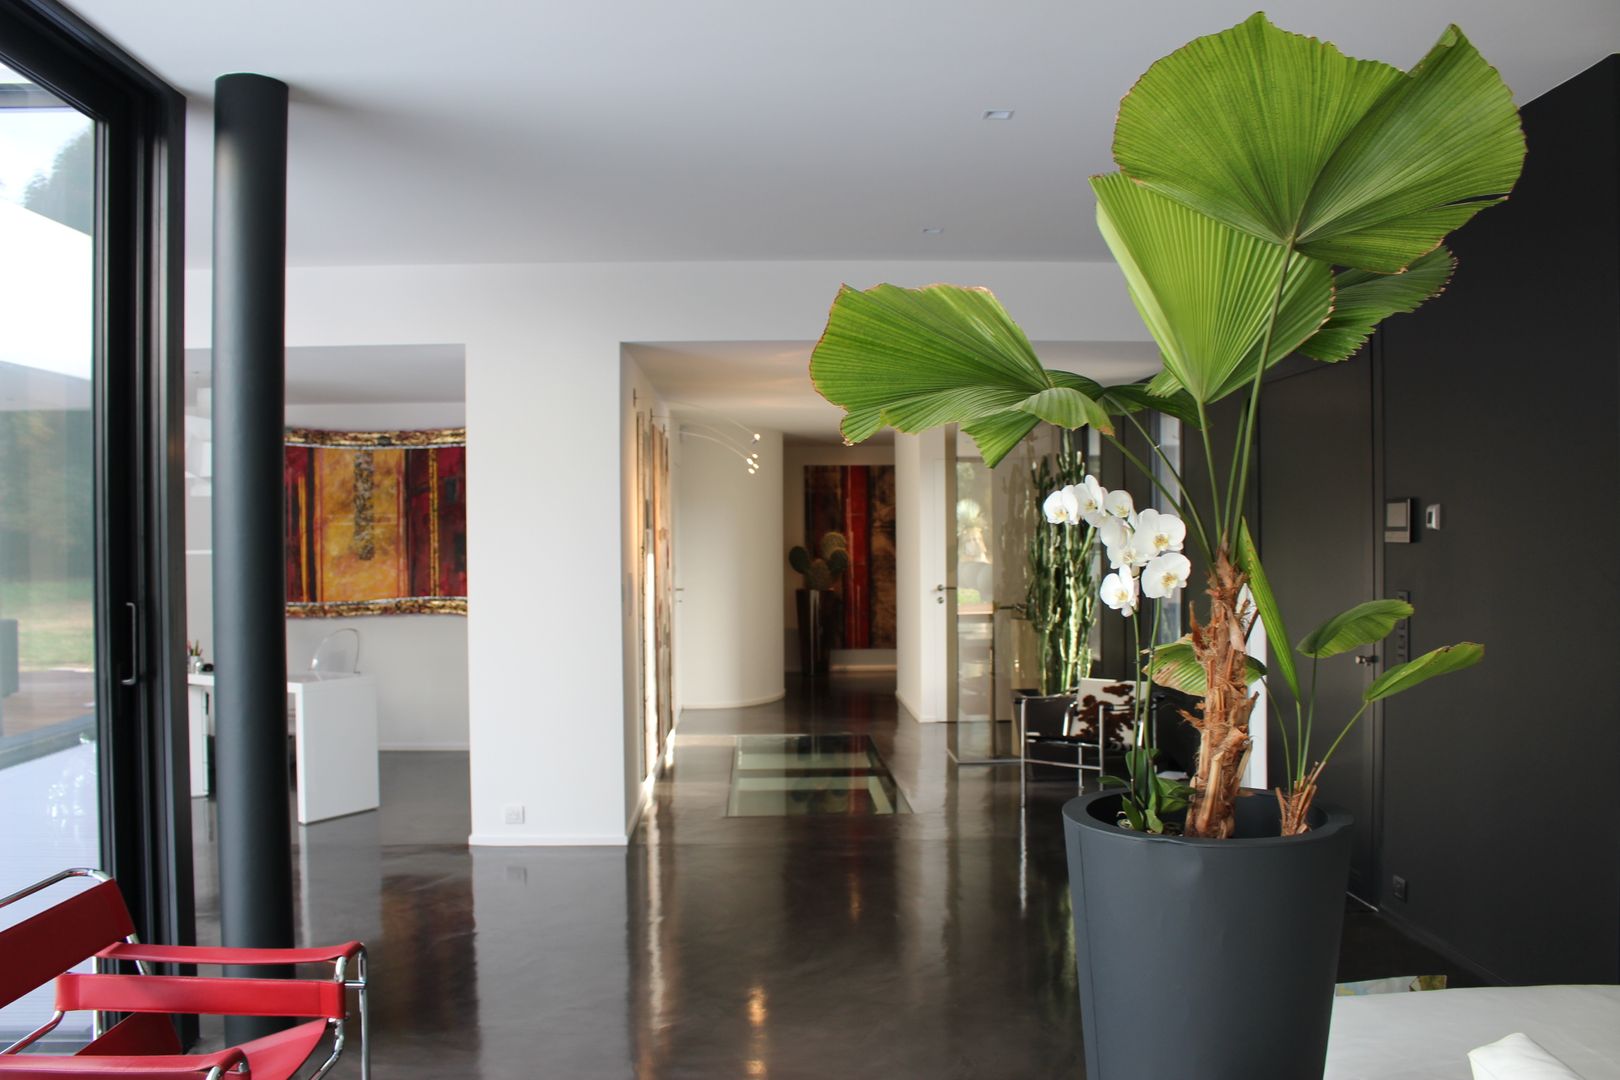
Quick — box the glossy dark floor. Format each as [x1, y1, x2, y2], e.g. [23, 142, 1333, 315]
[192, 674, 1471, 1079]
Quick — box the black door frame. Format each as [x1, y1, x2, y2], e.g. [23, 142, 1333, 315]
[0, 0, 191, 951]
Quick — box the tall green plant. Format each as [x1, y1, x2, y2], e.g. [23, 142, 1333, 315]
[808, 13, 1521, 837]
[1017, 432, 1097, 695]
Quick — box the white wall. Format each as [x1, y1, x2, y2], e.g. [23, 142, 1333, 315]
[781, 442, 896, 672]
[675, 425, 785, 708]
[184, 258, 1147, 844]
[893, 434, 923, 721]
[185, 400, 469, 750]
[893, 428, 953, 723]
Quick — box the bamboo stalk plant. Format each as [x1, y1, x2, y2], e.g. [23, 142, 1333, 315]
[807, 12, 1524, 838]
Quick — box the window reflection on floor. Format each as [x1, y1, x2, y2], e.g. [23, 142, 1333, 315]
[726, 733, 910, 816]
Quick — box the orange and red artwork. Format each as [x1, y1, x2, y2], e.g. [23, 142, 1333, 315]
[284, 428, 467, 617]
[804, 464, 896, 649]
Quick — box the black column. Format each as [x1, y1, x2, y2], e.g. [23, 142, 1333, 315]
[211, 72, 292, 1043]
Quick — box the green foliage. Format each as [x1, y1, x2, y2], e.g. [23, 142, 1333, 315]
[800, 13, 1520, 824]
[788, 532, 851, 591]
[1103, 748, 1191, 834]
[1297, 599, 1414, 659]
[1112, 13, 1524, 271]
[809, 283, 1115, 465]
[1093, 171, 1335, 405]
[788, 547, 811, 575]
[1150, 637, 1266, 697]
[1365, 642, 1485, 702]
[1014, 433, 1097, 695]
[1299, 247, 1455, 362]
[1236, 520, 1300, 701]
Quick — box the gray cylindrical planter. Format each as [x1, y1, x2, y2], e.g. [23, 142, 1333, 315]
[1063, 790, 1352, 1080]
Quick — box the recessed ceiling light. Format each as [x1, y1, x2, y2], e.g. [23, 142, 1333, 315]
[983, 109, 1014, 121]
[922, 226, 944, 235]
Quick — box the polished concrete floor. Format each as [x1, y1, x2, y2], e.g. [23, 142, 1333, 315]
[191, 674, 1470, 1079]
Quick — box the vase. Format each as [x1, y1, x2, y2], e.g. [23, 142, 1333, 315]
[794, 589, 841, 676]
[1063, 790, 1353, 1080]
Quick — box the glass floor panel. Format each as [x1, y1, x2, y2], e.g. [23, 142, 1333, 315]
[727, 733, 910, 817]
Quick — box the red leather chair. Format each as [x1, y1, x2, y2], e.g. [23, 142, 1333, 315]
[0, 869, 368, 1079]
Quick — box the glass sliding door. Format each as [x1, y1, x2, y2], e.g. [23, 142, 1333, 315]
[0, 1, 188, 1049]
[0, 59, 101, 1044]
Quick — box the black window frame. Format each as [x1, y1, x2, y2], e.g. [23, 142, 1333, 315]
[0, 0, 192, 956]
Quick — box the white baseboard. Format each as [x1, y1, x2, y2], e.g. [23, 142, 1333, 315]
[379, 742, 470, 752]
[680, 689, 785, 710]
[895, 690, 936, 724]
[468, 832, 628, 847]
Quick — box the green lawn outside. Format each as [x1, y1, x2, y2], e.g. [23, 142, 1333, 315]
[0, 579, 94, 670]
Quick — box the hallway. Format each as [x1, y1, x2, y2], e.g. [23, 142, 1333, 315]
[192, 674, 1470, 1079]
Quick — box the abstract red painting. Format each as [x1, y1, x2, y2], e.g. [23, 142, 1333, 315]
[284, 428, 467, 616]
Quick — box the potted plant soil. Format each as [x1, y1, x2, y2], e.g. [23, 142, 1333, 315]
[802, 13, 1520, 1077]
[788, 533, 847, 676]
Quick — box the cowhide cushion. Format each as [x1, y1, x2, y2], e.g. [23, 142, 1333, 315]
[1068, 678, 1137, 750]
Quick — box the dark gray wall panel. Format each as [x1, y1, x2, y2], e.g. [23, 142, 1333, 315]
[1376, 56, 1619, 984]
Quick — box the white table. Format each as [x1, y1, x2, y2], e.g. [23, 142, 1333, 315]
[187, 671, 380, 825]
[1326, 985, 1620, 1079]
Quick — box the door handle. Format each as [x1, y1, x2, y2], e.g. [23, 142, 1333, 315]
[935, 584, 956, 605]
[120, 602, 139, 686]
[1353, 653, 1378, 666]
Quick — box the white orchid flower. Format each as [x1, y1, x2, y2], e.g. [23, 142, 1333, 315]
[1075, 475, 1108, 526]
[1135, 509, 1187, 556]
[1104, 488, 1135, 520]
[1141, 552, 1192, 599]
[1098, 517, 1150, 569]
[1100, 570, 1139, 616]
[1096, 516, 1128, 549]
[1043, 486, 1081, 525]
[1108, 532, 1152, 570]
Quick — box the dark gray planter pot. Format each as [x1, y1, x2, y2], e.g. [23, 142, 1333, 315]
[1063, 790, 1353, 1080]
[794, 588, 841, 676]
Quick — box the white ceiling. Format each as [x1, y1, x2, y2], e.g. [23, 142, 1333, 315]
[64, 0, 1620, 269]
[628, 339, 1163, 444]
[184, 344, 465, 410]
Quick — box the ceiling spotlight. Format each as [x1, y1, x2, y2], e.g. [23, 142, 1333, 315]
[983, 109, 1014, 121]
[752, 433, 761, 442]
[922, 226, 944, 236]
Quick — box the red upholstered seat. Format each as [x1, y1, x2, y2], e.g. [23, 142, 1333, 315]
[0, 869, 370, 1080]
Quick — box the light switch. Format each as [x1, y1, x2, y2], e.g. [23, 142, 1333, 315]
[1384, 498, 1415, 543]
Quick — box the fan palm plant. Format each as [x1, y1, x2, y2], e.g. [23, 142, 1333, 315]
[809, 13, 1523, 838]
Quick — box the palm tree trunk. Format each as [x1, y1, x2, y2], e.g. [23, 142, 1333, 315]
[1184, 549, 1254, 838]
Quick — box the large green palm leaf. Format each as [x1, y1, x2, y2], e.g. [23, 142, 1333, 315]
[1113, 13, 1523, 273]
[1093, 171, 1333, 405]
[1300, 246, 1455, 362]
[810, 283, 1117, 464]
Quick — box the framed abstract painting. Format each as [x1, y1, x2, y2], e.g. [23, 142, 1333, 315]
[284, 427, 467, 617]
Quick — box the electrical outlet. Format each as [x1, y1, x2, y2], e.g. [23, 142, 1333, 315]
[1392, 874, 1408, 902]
[504, 804, 525, 825]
